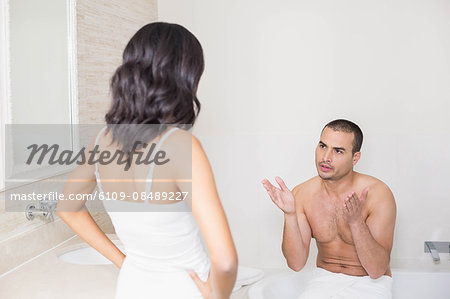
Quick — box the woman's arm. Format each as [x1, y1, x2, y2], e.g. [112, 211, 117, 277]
[56, 131, 125, 269]
[178, 135, 238, 299]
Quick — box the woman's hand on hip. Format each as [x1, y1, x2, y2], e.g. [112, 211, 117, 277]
[188, 270, 212, 299]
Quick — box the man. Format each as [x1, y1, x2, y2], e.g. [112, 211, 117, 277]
[262, 119, 396, 299]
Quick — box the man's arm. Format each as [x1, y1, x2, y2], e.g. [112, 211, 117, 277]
[262, 178, 312, 272]
[281, 199, 312, 271]
[345, 184, 396, 279]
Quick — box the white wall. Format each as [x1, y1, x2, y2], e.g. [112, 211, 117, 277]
[159, 0, 450, 268]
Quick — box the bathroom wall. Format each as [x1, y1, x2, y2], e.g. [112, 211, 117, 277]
[76, 0, 157, 124]
[159, 0, 450, 268]
[0, 0, 158, 274]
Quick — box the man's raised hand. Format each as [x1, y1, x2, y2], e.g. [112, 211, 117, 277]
[343, 187, 369, 225]
[261, 176, 296, 215]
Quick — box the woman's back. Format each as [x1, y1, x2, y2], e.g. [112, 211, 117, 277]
[94, 126, 210, 298]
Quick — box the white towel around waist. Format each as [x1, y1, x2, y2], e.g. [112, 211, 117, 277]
[298, 267, 392, 299]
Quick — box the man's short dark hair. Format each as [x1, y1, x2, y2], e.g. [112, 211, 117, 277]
[322, 119, 363, 154]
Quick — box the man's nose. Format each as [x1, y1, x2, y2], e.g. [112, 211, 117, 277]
[323, 149, 332, 163]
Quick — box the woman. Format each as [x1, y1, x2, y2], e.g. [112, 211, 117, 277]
[57, 22, 238, 299]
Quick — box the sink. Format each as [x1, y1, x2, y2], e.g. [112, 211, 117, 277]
[58, 244, 125, 265]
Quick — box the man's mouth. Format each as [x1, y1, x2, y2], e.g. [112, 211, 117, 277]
[319, 163, 333, 172]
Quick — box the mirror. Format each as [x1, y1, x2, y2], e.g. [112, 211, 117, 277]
[3, 0, 77, 190]
[9, 0, 73, 124]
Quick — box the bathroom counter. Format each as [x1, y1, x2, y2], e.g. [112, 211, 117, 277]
[0, 234, 250, 299]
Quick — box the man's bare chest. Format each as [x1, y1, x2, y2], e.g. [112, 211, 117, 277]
[305, 198, 365, 245]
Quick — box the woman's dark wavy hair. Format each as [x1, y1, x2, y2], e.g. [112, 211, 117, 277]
[104, 22, 204, 156]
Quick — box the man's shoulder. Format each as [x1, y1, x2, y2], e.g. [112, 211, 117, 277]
[292, 176, 321, 197]
[356, 173, 392, 193]
[356, 173, 395, 205]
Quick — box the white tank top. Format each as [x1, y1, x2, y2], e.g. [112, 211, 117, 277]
[93, 126, 210, 277]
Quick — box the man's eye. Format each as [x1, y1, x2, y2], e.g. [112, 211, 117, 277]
[336, 150, 342, 154]
[320, 144, 326, 148]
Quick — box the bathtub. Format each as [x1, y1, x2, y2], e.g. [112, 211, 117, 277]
[248, 268, 450, 299]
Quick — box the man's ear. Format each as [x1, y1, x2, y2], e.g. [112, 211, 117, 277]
[352, 152, 361, 166]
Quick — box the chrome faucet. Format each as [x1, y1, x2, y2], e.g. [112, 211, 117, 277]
[25, 198, 58, 222]
[425, 241, 440, 261]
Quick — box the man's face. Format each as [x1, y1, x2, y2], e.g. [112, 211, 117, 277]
[315, 127, 360, 181]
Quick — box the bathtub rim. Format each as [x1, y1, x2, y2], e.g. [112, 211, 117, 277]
[247, 267, 450, 299]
